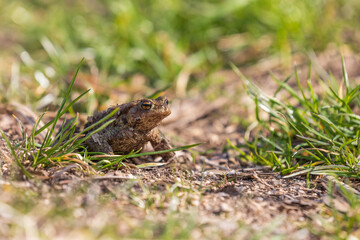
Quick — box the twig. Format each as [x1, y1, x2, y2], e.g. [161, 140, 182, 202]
[252, 170, 274, 189]
[200, 156, 229, 170]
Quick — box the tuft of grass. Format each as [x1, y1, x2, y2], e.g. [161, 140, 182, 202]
[231, 59, 360, 177]
[0, 130, 32, 179]
[4, 60, 200, 178]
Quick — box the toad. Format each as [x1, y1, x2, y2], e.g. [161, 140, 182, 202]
[84, 96, 174, 160]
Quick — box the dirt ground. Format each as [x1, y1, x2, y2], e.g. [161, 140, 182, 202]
[1, 49, 360, 239]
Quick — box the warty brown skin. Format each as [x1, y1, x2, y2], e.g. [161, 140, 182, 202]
[84, 96, 175, 160]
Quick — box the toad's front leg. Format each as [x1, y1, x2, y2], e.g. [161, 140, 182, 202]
[149, 128, 175, 161]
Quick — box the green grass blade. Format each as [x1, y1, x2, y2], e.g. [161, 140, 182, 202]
[341, 54, 349, 93]
[0, 130, 33, 179]
[35, 89, 90, 137]
[45, 58, 85, 144]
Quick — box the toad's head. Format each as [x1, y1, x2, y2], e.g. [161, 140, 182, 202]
[127, 96, 171, 131]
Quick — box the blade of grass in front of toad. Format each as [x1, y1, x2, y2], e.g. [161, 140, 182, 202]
[37, 116, 81, 163]
[45, 59, 84, 146]
[92, 143, 202, 170]
[34, 58, 85, 142]
[34, 89, 90, 140]
[34, 110, 118, 166]
[120, 143, 201, 158]
[29, 58, 116, 167]
[62, 114, 117, 154]
[93, 151, 137, 170]
[24, 58, 88, 167]
[49, 116, 78, 149]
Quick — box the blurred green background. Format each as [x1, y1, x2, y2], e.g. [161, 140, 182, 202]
[1, 0, 360, 111]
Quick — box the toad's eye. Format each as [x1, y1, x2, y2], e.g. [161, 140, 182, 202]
[141, 100, 153, 110]
[164, 99, 168, 105]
